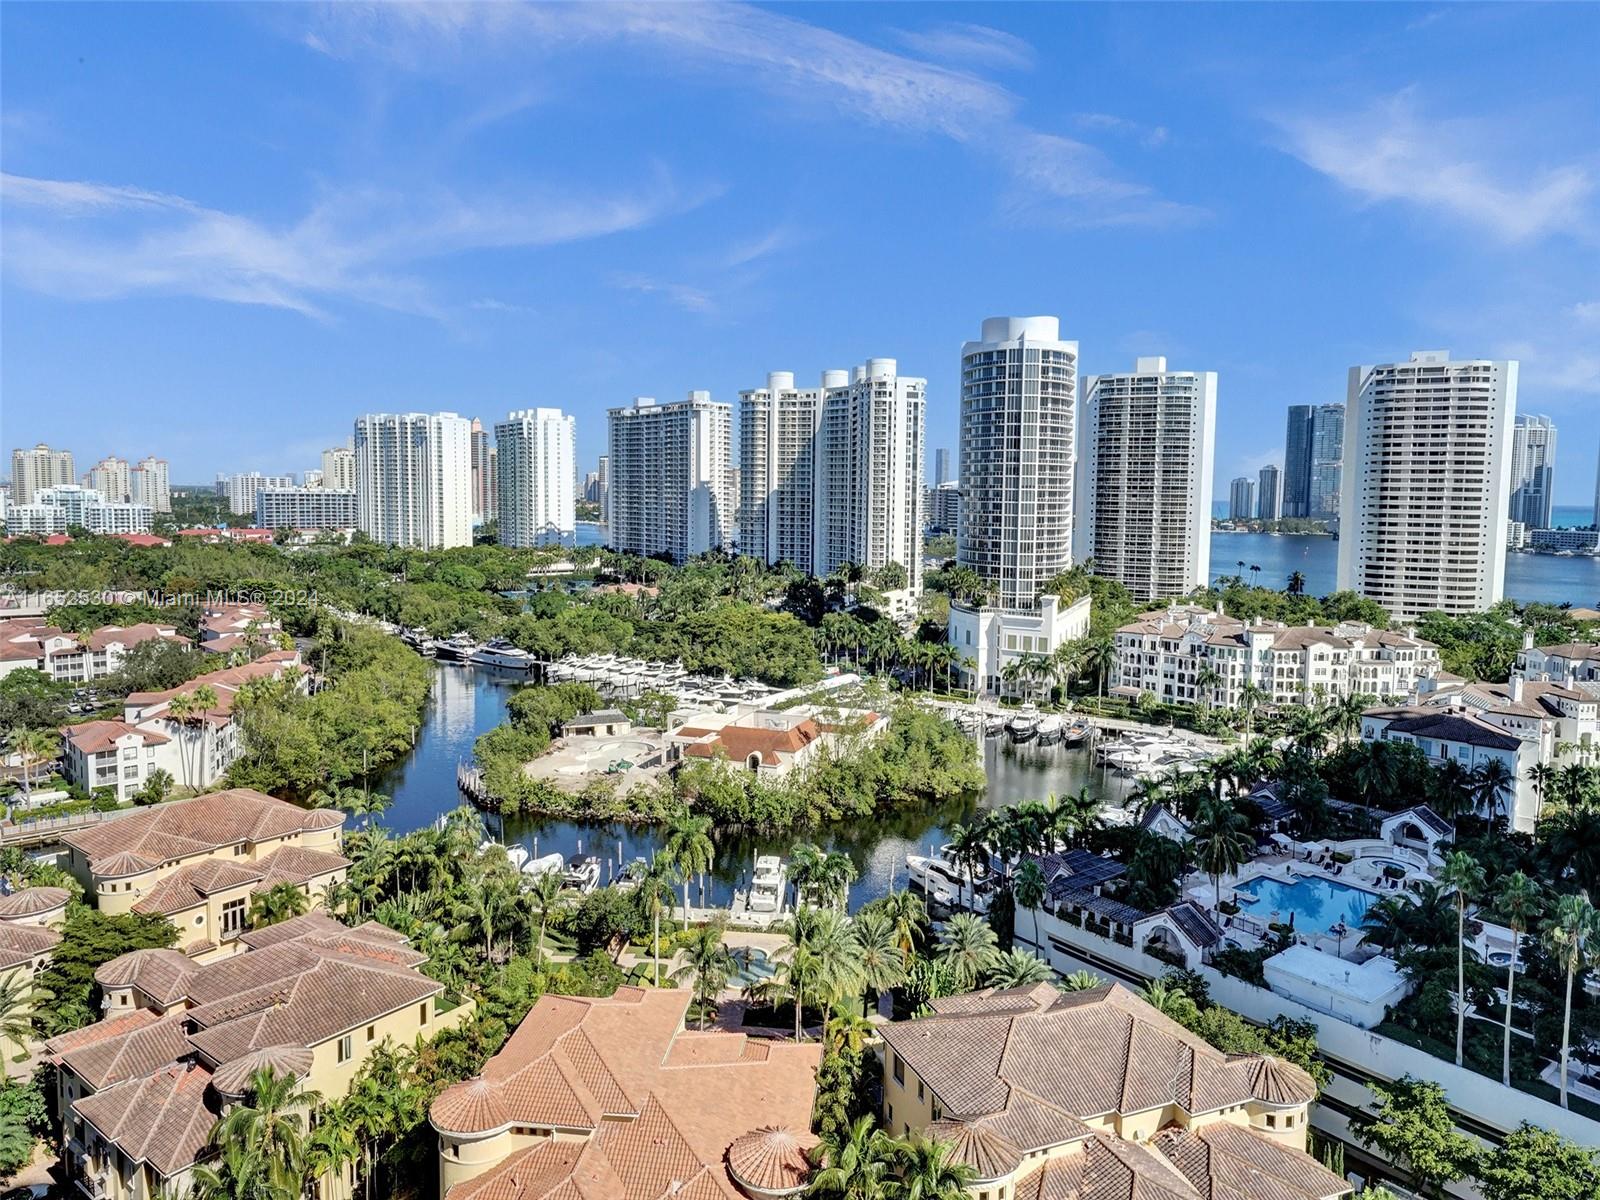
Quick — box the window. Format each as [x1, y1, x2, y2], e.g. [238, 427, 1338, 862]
[367, 1024, 376, 1042]
[338, 1035, 353, 1063]
[917, 1080, 924, 1101]
[891, 1053, 904, 1086]
[221, 898, 246, 937]
[419, 1003, 428, 1025]
[1266, 1113, 1277, 1128]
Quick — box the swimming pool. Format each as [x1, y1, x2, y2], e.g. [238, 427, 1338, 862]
[730, 947, 777, 988]
[1234, 875, 1378, 935]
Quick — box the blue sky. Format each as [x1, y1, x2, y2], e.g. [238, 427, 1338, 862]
[3, 2, 1597, 497]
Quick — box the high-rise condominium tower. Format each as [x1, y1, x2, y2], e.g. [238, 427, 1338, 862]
[470, 420, 496, 522]
[934, 448, 952, 487]
[353, 412, 473, 549]
[1508, 414, 1557, 530]
[84, 456, 132, 504]
[740, 360, 925, 591]
[321, 447, 357, 492]
[1076, 357, 1216, 602]
[1281, 404, 1344, 518]
[1337, 351, 1517, 618]
[1229, 477, 1256, 521]
[494, 408, 576, 548]
[11, 443, 76, 505]
[1258, 464, 1283, 522]
[130, 457, 171, 513]
[606, 393, 732, 561]
[223, 472, 296, 516]
[950, 317, 1089, 696]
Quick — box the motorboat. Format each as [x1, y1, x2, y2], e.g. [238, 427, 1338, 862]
[433, 632, 479, 661]
[523, 851, 565, 881]
[984, 715, 1007, 737]
[746, 855, 788, 914]
[905, 846, 989, 913]
[1062, 718, 1091, 746]
[1008, 706, 1040, 742]
[479, 840, 531, 871]
[562, 855, 601, 893]
[471, 639, 537, 671]
[615, 857, 650, 891]
[1036, 714, 1064, 744]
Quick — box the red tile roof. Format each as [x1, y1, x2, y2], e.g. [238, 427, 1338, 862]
[61, 719, 171, 755]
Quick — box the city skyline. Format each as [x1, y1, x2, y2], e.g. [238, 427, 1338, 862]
[3, 4, 1596, 495]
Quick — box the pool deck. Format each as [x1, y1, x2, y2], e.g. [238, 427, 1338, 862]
[523, 731, 672, 793]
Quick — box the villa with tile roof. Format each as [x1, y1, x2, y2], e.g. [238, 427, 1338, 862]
[1112, 604, 1439, 710]
[0, 616, 188, 683]
[58, 648, 305, 802]
[877, 982, 1348, 1200]
[47, 910, 468, 1200]
[670, 705, 888, 777]
[60, 788, 349, 957]
[430, 987, 821, 1200]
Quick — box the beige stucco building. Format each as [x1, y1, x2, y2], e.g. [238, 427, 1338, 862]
[430, 987, 820, 1199]
[46, 911, 470, 1200]
[60, 788, 349, 958]
[877, 982, 1349, 1200]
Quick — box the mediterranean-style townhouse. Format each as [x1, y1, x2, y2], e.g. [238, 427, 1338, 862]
[59, 788, 349, 958]
[0, 886, 67, 1065]
[0, 616, 188, 683]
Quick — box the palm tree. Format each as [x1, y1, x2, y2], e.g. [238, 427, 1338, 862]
[165, 691, 196, 789]
[305, 1106, 360, 1200]
[249, 882, 310, 930]
[528, 869, 565, 966]
[1081, 637, 1115, 699]
[0, 973, 45, 1069]
[6, 726, 57, 811]
[1138, 980, 1200, 1024]
[211, 1066, 320, 1199]
[662, 809, 714, 920]
[1287, 570, 1306, 596]
[773, 907, 863, 1041]
[884, 1132, 976, 1199]
[1190, 795, 1252, 906]
[1471, 758, 1516, 825]
[1236, 681, 1268, 741]
[853, 910, 907, 1014]
[1492, 871, 1545, 1087]
[1328, 692, 1368, 745]
[1194, 665, 1222, 709]
[670, 918, 735, 1029]
[637, 856, 676, 987]
[1540, 892, 1597, 1108]
[809, 1114, 889, 1200]
[1015, 859, 1046, 951]
[986, 948, 1052, 989]
[1058, 969, 1102, 992]
[1436, 851, 1486, 1067]
[935, 912, 998, 991]
[876, 889, 927, 957]
[187, 683, 219, 786]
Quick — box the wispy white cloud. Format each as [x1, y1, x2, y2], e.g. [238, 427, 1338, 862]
[0, 168, 704, 319]
[304, 1, 1199, 230]
[1073, 113, 1170, 149]
[1571, 301, 1600, 326]
[1273, 88, 1595, 242]
[613, 273, 715, 314]
[892, 22, 1035, 72]
[720, 224, 801, 270]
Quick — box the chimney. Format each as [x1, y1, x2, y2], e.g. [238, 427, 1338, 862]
[1522, 629, 1535, 651]
[1510, 676, 1524, 703]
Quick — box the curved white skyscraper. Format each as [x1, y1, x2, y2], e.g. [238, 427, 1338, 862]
[949, 317, 1089, 697]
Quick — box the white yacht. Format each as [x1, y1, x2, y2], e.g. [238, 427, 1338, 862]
[471, 639, 536, 671]
[562, 855, 601, 893]
[905, 845, 989, 912]
[1008, 706, 1040, 741]
[433, 632, 479, 661]
[1036, 714, 1064, 744]
[746, 855, 788, 914]
[523, 851, 565, 880]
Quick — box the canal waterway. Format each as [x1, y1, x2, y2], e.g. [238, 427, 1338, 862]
[376, 663, 1123, 911]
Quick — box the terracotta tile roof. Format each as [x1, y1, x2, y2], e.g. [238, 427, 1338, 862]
[1013, 1132, 1200, 1200]
[880, 984, 1316, 1125]
[45, 1007, 162, 1057]
[132, 859, 266, 916]
[61, 719, 171, 754]
[1151, 1121, 1349, 1200]
[62, 788, 329, 874]
[0, 885, 70, 920]
[124, 650, 298, 715]
[82, 623, 187, 652]
[73, 1063, 219, 1178]
[927, 1119, 1022, 1182]
[50, 1010, 191, 1089]
[236, 912, 409, 953]
[210, 1045, 315, 1097]
[253, 844, 351, 889]
[725, 1126, 816, 1195]
[683, 719, 823, 766]
[0, 921, 61, 969]
[435, 988, 819, 1200]
[93, 948, 197, 1004]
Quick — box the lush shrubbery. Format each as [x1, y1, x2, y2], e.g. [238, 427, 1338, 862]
[34, 906, 178, 1035]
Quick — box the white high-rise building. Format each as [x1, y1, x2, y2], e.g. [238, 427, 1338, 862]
[949, 317, 1089, 696]
[1258, 464, 1283, 523]
[740, 359, 925, 592]
[495, 408, 576, 548]
[321, 447, 357, 492]
[1229, 477, 1256, 521]
[255, 488, 357, 531]
[129, 457, 171, 513]
[9, 485, 151, 535]
[470, 420, 496, 523]
[1076, 357, 1216, 602]
[606, 393, 732, 562]
[353, 412, 473, 549]
[223, 472, 296, 517]
[1337, 350, 1518, 618]
[1508, 414, 1557, 530]
[84, 456, 132, 503]
[11, 444, 76, 505]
